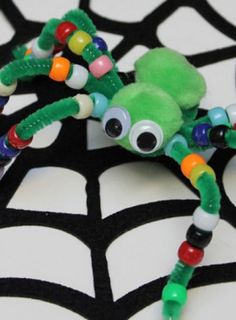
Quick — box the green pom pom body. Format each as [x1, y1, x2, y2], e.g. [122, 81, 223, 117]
[135, 48, 206, 120]
[110, 82, 183, 156]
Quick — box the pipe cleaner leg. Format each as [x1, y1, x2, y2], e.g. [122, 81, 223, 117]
[34, 8, 123, 96]
[180, 105, 236, 151]
[161, 107, 236, 320]
[12, 9, 96, 60]
[162, 138, 221, 320]
[0, 56, 90, 97]
[207, 105, 236, 150]
[0, 91, 106, 167]
[12, 9, 123, 98]
[0, 54, 114, 115]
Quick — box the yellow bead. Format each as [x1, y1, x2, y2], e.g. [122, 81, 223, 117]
[189, 164, 216, 187]
[68, 30, 92, 55]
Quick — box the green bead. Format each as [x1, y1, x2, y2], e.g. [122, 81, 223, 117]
[162, 283, 187, 305]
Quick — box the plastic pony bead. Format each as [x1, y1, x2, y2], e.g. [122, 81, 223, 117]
[68, 30, 92, 55]
[89, 55, 113, 79]
[65, 64, 89, 89]
[0, 8, 235, 320]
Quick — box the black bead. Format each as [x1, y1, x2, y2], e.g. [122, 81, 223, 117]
[105, 118, 122, 138]
[209, 125, 229, 149]
[186, 224, 213, 249]
[137, 132, 157, 152]
[0, 156, 11, 166]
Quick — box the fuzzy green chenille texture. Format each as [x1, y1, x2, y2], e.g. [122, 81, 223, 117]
[38, 18, 61, 50]
[63, 9, 96, 36]
[12, 45, 28, 60]
[16, 97, 79, 140]
[135, 48, 206, 113]
[196, 173, 221, 214]
[226, 129, 236, 149]
[0, 59, 52, 85]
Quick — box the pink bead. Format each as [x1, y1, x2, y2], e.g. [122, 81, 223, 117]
[89, 55, 113, 79]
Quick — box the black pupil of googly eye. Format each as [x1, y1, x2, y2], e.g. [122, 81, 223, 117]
[105, 118, 122, 138]
[137, 132, 157, 152]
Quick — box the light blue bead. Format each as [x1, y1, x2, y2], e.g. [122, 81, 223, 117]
[208, 107, 229, 126]
[90, 92, 108, 119]
[164, 134, 188, 157]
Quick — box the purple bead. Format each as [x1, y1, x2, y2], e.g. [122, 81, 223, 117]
[0, 136, 20, 159]
[92, 36, 108, 51]
[192, 123, 212, 147]
[0, 96, 9, 108]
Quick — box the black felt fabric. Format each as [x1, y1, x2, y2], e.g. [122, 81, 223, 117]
[0, 1, 235, 319]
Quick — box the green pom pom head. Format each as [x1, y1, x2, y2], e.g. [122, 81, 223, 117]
[102, 47, 206, 156]
[102, 82, 183, 157]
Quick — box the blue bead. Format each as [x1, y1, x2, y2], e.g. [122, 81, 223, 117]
[192, 123, 212, 147]
[164, 134, 188, 157]
[90, 92, 108, 118]
[92, 36, 108, 51]
[208, 107, 229, 126]
[0, 96, 9, 108]
[0, 136, 20, 159]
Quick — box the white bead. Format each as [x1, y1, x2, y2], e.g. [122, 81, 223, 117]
[65, 64, 89, 90]
[32, 37, 54, 58]
[73, 94, 94, 119]
[0, 79, 17, 96]
[226, 104, 236, 126]
[193, 206, 220, 231]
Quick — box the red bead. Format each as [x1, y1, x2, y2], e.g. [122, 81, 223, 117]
[55, 21, 77, 44]
[234, 123, 236, 130]
[178, 241, 204, 266]
[7, 125, 33, 149]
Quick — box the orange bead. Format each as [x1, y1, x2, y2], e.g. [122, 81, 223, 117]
[25, 48, 32, 56]
[49, 57, 71, 82]
[181, 153, 206, 178]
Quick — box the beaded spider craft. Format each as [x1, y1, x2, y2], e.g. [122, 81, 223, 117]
[0, 8, 235, 320]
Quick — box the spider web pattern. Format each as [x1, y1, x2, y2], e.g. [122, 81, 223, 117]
[0, 0, 235, 319]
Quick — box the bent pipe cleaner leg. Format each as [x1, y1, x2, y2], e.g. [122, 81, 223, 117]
[162, 142, 220, 320]
[36, 9, 123, 97]
[0, 55, 119, 104]
[13, 9, 124, 98]
[0, 95, 85, 166]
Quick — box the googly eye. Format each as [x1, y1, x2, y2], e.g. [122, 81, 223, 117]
[102, 106, 131, 140]
[129, 120, 164, 154]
